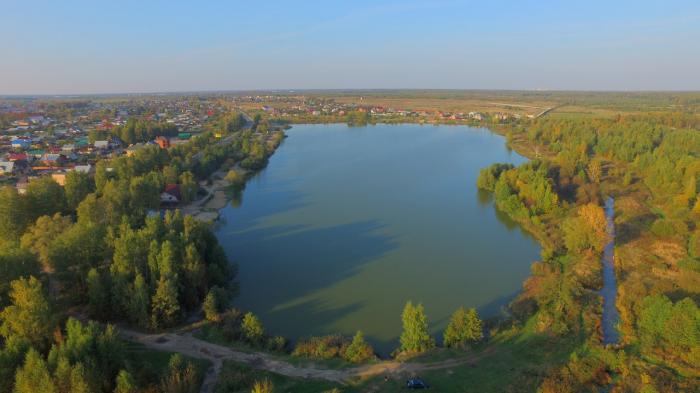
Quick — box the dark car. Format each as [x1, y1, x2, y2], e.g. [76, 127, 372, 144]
[407, 378, 429, 389]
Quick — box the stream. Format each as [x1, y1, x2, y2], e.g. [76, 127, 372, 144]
[600, 196, 620, 344]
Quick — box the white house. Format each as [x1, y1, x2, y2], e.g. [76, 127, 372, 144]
[0, 161, 14, 175]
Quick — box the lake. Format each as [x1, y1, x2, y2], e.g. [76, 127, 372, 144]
[216, 123, 540, 354]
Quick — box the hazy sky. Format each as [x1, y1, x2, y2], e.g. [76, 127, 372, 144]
[2, 0, 699, 94]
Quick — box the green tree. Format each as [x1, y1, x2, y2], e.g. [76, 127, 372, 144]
[26, 176, 67, 220]
[159, 354, 198, 393]
[0, 277, 53, 349]
[179, 171, 198, 203]
[20, 213, 72, 271]
[242, 312, 264, 343]
[343, 331, 374, 363]
[443, 307, 483, 348]
[203, 290, 220, 322]
[0, 186, 29, 241]
[13, 348, 55, 393]
[114, 370, 136, 393]
[128, 273, 150, 328]
[65, 171, 93, 210]
[399, 301, 435, 353]
[69, 363, 92, 393]
[0, 246, 40, 305]
[151, 276, 180, 328]
[87, 268, 110, 318]
[47, 221, 105, 287]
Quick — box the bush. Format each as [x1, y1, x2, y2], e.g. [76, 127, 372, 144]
[265, 336, 287, 352]
[241, 312, 264, 343]
[292, 335, 348, 359]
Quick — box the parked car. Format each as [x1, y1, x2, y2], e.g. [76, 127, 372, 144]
[407, 378, 429, 389]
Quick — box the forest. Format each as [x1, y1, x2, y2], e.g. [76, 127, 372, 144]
[478, 112, 700, 392]
[0, 113, 284, 392]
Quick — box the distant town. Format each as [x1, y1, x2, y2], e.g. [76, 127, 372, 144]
[0, 93, 536, 196]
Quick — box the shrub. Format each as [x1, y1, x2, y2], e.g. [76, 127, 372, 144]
[241, 312, 264, 343]
[343, 331, 375, 363]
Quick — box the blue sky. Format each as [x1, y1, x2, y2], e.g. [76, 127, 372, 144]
[2, 0, 699, 94]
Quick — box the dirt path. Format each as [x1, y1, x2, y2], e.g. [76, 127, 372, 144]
[120, 329, 484, 393]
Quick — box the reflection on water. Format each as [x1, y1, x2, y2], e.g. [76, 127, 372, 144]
[216, 124, 540, 353]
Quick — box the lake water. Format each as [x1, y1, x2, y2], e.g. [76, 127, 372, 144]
[216, 123, 540, 354]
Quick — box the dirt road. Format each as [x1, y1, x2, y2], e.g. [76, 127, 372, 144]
[121, 329, 483, 393]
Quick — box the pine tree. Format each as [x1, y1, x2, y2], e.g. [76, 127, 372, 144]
[14, 348, 55, 393]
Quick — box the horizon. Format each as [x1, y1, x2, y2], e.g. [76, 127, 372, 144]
[3, 87, 700, 99]
[2, 0, 700, 95]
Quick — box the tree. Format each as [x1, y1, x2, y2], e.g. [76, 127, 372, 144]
[20, 213, 72, 271]
[151, 276, 180, 328]
[65, 171, 93, 210]
[128, 273, 150, 328]
[68, 363, 92, 393]
[399, 301, 435, 353]
[0, 276, 53, 349]
[179, 171, 198, 203]
[564, 203, 608, 253]
[443, 307, 483, 348]
[114, 370, 136, 393]
[13, 348, 55, 393]
[242, 312, 264, 343]
[26, 176, 67, 221]
[203, 290, 220, 322]
[343, 331, 374, 363]
[0, 186, 29, 241]
[160, 354, 199, 393]
[587, 158, 603, 183]
[87, 268, 109, 318]
[0, 246, 40, 305]
[47, 221, 106, 287]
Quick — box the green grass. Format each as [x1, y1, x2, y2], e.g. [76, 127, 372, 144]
[350, 317, 582, 393]
[125, 341, 212, 378]
[215, 361, 342, 393]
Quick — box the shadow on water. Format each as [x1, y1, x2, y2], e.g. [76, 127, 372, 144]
[225, 219, 399, 333]
[219, 180, 310, 233]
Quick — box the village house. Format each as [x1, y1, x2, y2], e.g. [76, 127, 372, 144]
[155, 136, 170, 148]
[0, 161, 15, 175]
[160, 184, 181, 205]
[51, 172, 67, 186]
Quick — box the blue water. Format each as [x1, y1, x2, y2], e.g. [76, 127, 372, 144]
[600, 197, 620, 345]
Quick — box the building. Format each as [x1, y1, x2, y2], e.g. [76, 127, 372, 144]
[160, 184, 181, 205]
[94, 140, 110, 150]
[0, 161, 15, 175]
[51, 172, 67, 186]
[11, 139, 31, 149]
[155, 136, 170, 148]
